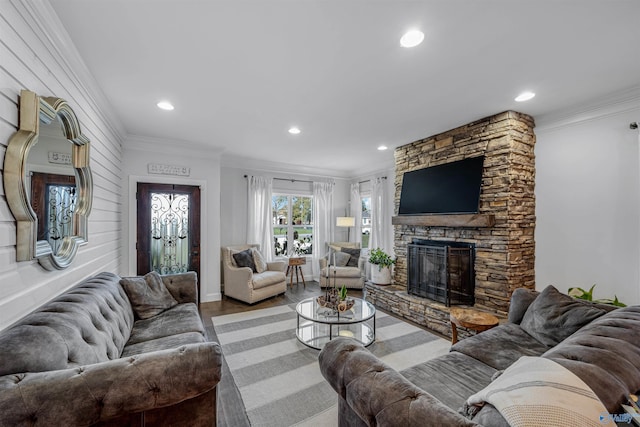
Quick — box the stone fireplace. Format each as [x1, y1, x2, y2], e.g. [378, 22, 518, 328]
[365, 110, 536, 338]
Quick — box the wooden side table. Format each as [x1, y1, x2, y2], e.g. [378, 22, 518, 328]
[449, 307, 499, 344]
[286, 257, 306, 288]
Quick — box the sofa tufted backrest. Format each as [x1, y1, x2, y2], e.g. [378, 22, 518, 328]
[0, 272, 134, 376]
[542, 305, 640, 412]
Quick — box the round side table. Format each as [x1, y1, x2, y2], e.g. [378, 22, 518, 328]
[449, 307, 499, 344]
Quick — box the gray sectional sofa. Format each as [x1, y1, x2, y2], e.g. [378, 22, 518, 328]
[319, 285, 640, 426]
[0, 271, 222, 427]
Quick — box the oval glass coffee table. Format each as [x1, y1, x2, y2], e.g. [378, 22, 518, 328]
[295, 296, 376, 350]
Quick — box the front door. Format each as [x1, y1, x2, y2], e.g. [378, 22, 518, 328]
[136, 183, 201, 284]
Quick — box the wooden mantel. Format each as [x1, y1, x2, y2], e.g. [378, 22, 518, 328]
[392, 214, 495, 228]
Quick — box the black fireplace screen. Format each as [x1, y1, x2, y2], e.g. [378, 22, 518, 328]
[407, 239, 475, 306]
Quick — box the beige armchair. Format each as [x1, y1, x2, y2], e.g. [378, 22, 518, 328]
[222, 244, 287, 304]
[319, 242, 365, 289]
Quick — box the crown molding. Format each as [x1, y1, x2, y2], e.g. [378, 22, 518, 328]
[535, 86, 640, 132]
[126, 134, 223, 160]
[220, 153, 354, 179]
[16, 0, 127, 143]
[348, 158, 396, 179]
[221, 152, 395, 181]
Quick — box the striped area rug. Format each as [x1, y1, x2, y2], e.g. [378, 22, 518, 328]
[212, 304, 450, 427]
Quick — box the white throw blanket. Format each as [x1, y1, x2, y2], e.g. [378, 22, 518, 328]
[466, 356, 607, 427]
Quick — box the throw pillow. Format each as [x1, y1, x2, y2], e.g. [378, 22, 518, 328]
[336, 251, 351, 267]
[252, 248, 268, 273]
[328, 250, 350, 267]
[519, 285, 607, 347]
[233, 248, 257, 272]
[120, 271, 178, 320]
[341, 247, 361, 267]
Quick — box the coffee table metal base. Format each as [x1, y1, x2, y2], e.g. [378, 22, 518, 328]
[295, 297, 376, 350]
[296, 320, 375, 350]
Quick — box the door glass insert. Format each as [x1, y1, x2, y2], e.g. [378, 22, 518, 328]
[45, 184, 77, 253]
[150, 192, 190, 274]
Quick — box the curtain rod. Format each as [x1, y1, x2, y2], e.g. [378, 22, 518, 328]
[243, 175, 314, 184]
[358, 176, 387, 185]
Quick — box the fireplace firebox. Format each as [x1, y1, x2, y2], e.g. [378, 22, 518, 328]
[407, 238, 475, 306]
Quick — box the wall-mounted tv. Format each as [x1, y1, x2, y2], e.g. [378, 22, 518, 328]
[398, 156, 485, 215]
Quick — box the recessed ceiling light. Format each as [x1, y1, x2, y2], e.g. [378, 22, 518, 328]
[378, 145, 388, 151]
[288, 127, 301, 135]
[157, 101, 174, 111]
[515, 91, 535, 102]
[400, 30, 424, 48]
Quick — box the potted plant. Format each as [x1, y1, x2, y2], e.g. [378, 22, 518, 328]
[568, 284, 626, 307]
[368, 247, 396, 285]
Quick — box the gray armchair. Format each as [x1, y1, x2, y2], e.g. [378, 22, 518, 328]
[222, 244, 287, 304]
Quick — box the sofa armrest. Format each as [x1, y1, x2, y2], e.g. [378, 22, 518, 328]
[162, 271, 198, 304]
[319, 256, 328, 270]
[0, 342, 222, 426]
[357, 256, 366, 275]
[319, 338, 479, 427]
[267, 260, 286, 272]
[224, 264, 253, 284]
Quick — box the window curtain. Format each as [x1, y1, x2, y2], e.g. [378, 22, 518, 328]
[312, 181, 334, 280]
[350, 182, 362, 244]
[247, 175, 274, 261]
[370, 177, 392, 254]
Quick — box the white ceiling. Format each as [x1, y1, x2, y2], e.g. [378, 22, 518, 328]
[49, 0, 640, 177]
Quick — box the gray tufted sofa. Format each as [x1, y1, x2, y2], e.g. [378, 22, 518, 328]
[319, 286, 640, 426]
[0, 271, 222, 427]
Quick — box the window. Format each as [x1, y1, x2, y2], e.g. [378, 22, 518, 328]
[273, 194, 313, 256]
[361, 196, 371, 248]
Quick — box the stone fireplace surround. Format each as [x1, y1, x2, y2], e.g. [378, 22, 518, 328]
[364, 110, 536, 338]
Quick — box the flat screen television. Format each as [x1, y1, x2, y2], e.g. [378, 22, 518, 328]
[398, 156, 485, 215]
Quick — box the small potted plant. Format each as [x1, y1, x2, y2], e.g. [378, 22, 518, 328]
[368, 247, 396, 285]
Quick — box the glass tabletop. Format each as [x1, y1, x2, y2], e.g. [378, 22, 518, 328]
[296, 296, 375, 324]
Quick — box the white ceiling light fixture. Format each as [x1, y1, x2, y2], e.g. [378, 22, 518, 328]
[288, 127, 301, 135]
[400, 30, 424, 48]
[157, 101, 174, 111]
[378, 145, 388, 151]
[515, 91, 536, 102]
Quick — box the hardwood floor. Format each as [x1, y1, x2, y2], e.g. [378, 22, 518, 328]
[198, 281, 361, 426]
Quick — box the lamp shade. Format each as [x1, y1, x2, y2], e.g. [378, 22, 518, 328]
[336, 216, 356, 227]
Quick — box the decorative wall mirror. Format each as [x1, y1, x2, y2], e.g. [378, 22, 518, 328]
[3, 90, 92, 270]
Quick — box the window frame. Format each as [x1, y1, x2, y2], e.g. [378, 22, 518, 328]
[272, 193, 314, 257]
[360, 194, 371, 249]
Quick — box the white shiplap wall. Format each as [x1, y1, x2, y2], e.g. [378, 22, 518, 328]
[0, 0, 124, 330]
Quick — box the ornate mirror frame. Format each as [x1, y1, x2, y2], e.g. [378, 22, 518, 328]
[3, 90, 93, 270]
